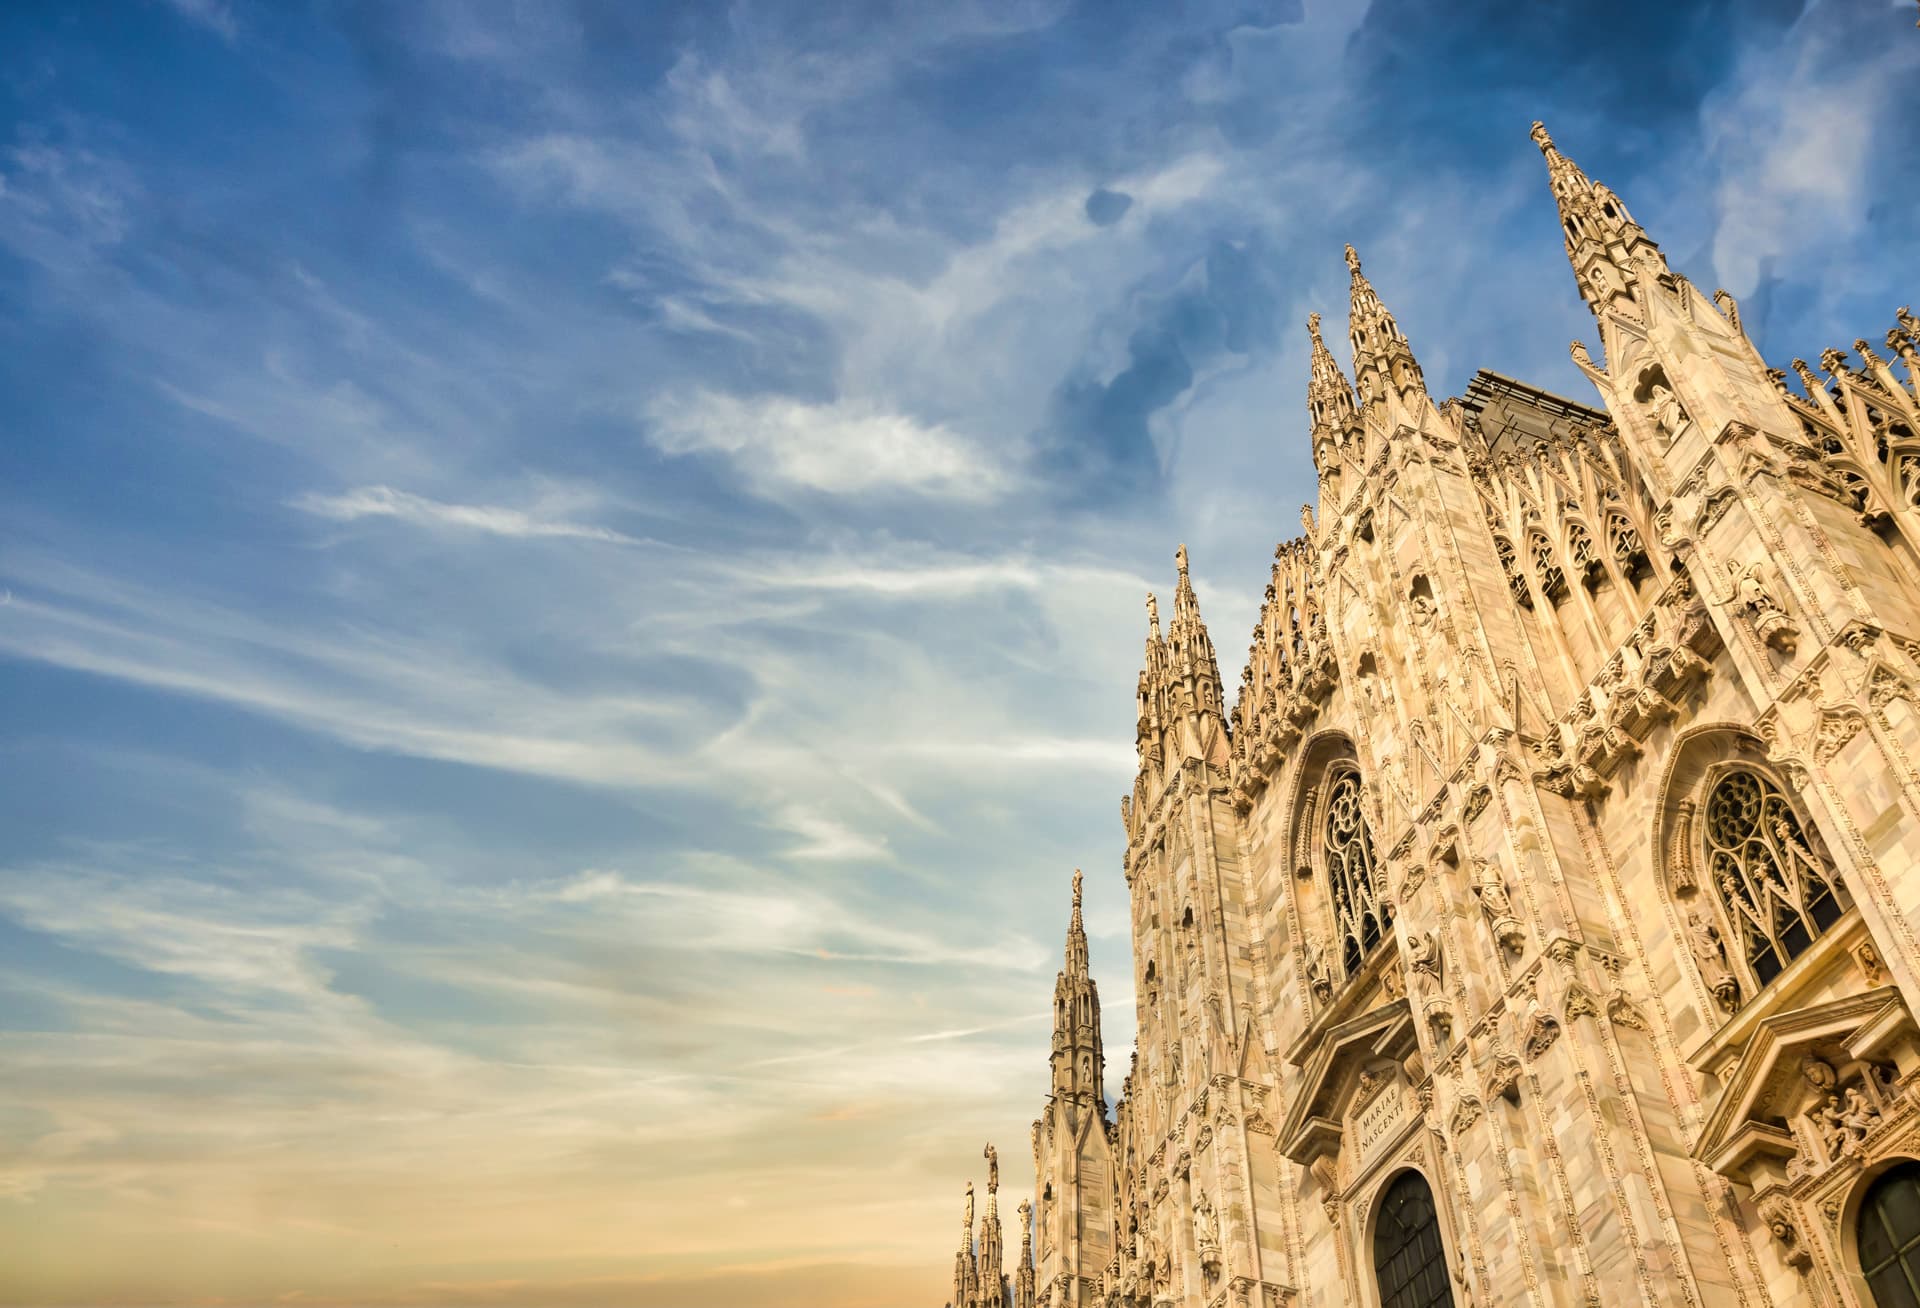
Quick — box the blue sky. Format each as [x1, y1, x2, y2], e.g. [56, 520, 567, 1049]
[1, 2, 1916, 1304]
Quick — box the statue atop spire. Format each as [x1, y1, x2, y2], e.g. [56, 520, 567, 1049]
[1306, 311, 1359, 474]
[984, 1142, 998, 1193]
[1051, 867, 1104, 1112]
[1063, 868, 1089, 978]
[1530, 119, 1666, 316]
[1344, 243, 1425, 408]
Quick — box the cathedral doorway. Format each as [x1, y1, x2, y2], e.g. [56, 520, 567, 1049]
[1371, 1170, 1455, 1308]
[1860, 1160, 1920, 1307]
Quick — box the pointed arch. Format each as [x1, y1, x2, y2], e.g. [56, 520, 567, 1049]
[1528, 528, 1568, 602]
[1324, 764, 1388, 976]
[1604, 510, 1650, 582]
[1653, 725, 1848, 1015]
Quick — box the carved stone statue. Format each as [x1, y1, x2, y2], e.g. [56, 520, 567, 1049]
[984, 1143, 998, 1192]
[1473, 863, 1525, 953]
[1842, 1086, 1882, 1149]
[1722, 559, 1798, 652]
[1303, 935, 1335, 1002]
[1814, 1093, 1850, 1160]
[1408, 929, 1442, 981]
[1192, 1188, 1218, 1254]
[1648, 379, 1688, 439]
[1685, 905, 1741, 1012]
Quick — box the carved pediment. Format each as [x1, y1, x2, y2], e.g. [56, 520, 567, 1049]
[1279, 998, 1415, 1164]
[1692, 986, 1914, 1188]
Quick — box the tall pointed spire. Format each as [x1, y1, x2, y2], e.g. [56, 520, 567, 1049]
[1050, 868, 1105, 1112]
[1344, 244, 1425, 408]
[954, 1180, 978, 1308]
[1014, 1198, 1036, 1308]
[1065, 868, 1089, 976]
[977, 1144, 1005, 1308]
[1530, 120, 1667, 316]
[1166, 544, 1224, 720]
[1306, 311, 1359, 477]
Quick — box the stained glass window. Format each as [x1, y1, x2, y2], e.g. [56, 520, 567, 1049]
[1704, 769, 1844, 987]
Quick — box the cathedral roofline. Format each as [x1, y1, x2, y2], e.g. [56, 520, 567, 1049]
[1456, 368, 1609, 425]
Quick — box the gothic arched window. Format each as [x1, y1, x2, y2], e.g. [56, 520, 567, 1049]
[1859, 1161, 1920, 1307]
[1529, 530, 1567, 602]
[1323, 767, 1387, 976]
[1493, 536, 1532, 608]
[1567, 522, 1603, 588]
[1704, 768, 1845, 987]
[1605, 513, 1650, 582]
[1372, 1171, 1455, 1308]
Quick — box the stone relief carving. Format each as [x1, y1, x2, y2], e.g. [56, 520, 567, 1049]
[1519, 995, 1561, 1060]
[1648, 378, 1689, 439]
[1472, 861, 1526, 955]
[1757, 1192, 1813, 1272]
[1717, 558, 1799, 653]
[1408, 929, 1442, 983]
[1684, 904, 1742, 1013]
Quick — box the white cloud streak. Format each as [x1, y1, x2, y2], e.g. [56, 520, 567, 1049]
[645, 391, 1010, 501]
[292, 485, 654, 546]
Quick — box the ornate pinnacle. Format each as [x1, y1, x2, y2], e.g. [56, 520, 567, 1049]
[1344, 243, 1362, 274]
[1529, 120, 1553, 151]
[1175, 542, 1190, 577]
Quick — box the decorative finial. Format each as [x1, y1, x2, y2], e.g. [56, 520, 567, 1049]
[1343, 244, 1362, 275]
[1072, 867, 1083, 909]
[1175, 543, 1189, 575]
[1145, 592, 1159, 632]
[984, 1142, 999, 1192]
[1307, 311, 1323, 342]
[1530, 120, 1553, 151]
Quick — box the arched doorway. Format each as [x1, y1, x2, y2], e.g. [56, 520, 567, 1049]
[1861, 1161, 1920, 1307]
[1372, 1170, 1455, 1308]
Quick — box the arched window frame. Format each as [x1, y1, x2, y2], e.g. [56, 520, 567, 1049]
[1845, 1157, 1920, 1308]
[1603, 510, 1651, 584]
[1322, 764, 1390, 980]
[1367, 1168, 1457, 1308]
[1492, 535, 1532, 609]
[1565, 518, 1605, 590]
[1528, 528, 1568, 602]
[1670, 757, 1849, 1012]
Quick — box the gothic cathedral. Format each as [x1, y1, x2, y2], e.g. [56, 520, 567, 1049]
[941, 122, 1920, 1308]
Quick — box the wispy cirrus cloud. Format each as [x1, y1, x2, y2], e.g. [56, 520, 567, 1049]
[645, 391, 1011, 501]
[292, 485, 655, 546]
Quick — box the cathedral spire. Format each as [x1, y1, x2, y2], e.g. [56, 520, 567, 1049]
[1530, 120, 1667, 316]
[1306, 311, 1360, 482]
[954, 1180, 978, 1308]
[1050, 868, 1105, 1112]
[1014, 1198, 1036, 1308]
[976, 1144, 1005, 1308]
[1344, 244, 1425, 409]
[1166, 544, 1225, 721]
[1065, 868, 1088, 975]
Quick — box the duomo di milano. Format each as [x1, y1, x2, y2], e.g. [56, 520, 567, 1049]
[940, 124, 1920, 1308]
